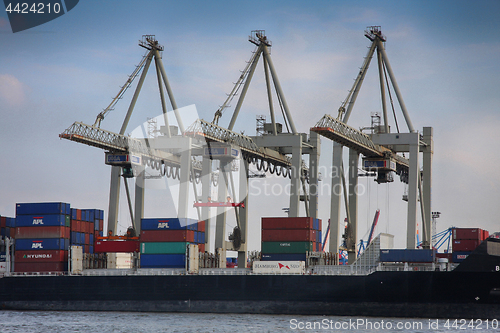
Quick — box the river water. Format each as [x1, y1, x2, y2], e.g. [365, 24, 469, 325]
[0, 311, 499, 332]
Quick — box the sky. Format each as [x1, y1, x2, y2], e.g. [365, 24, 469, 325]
[1, 0, 499, 252]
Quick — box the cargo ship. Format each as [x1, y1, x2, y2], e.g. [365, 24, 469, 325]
[0, 205, 499, 319]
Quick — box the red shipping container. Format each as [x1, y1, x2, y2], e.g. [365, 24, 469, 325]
[452, 239, 480, 252]
[94, 240, 139, 253]
[261, 229, 316, 242]
[140, 230, 195, 242]
[83, 222, 89, 233]
[483, 230, 490, 241]
[15, 250, 68, 262]
[99, 220, 104, 231]
[15, 226, 70, 239]
[76, 209, 82, 221]
[436, 252, 453, 261]
[453, 228, 482, 241]
[70, 220, 80, 232]
[262, 217, 314, 230]
[198, 243, 205, 253]
[84, 245, 89, 253]
[85, 234, 90, 245]
[0, 216, 6, 228]
[198, 221, 206, 233]
[14, 262, 67, 272]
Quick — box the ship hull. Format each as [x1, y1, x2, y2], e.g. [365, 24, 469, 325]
[1, 271, 499, 318]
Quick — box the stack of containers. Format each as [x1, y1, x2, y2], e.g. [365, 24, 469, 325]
[70, 208, 104, 254]
[261, 217, 322, 261]
[1, 215, 16, 239]
[140, 218, 201, 268]
[14, 202, 71, 272]
[1, 215, 15, 270]
[452, 227, 489, 263]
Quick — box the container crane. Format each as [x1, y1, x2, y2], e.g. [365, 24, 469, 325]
[311, 26, 434, 263]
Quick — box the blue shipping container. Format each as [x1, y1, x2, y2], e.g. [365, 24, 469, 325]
[140, 254, 186, 268]
[141, 218, 198, 231]
[15, 214, 66, 227]
[6, 217, 15, 228]
[16, 202, 70, 215]
[90, 234, 94, 244]
[1, 227, 10, 237]
[261, 253, 307, 261]
[200, 232, 205, 244]
[89, 246, 94, 254]
[16, 238, 66, 251]
[380, 249, 435, 263]
[313, 219, 320, 231]
[70, 208, 78, 220]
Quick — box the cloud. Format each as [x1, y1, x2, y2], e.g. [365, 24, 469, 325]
[0, 74, 27, 107]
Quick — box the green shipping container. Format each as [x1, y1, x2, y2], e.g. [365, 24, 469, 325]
[261, 241, 314, 254]
[65, 215, 71, 227]
[141, 242, 189, 254]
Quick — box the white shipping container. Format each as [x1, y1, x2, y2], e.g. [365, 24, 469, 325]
[253, 261, 305, 274]
[70, 246, 83, 274]
[0, 262, 7, 272]
[107, 253, 133, 269]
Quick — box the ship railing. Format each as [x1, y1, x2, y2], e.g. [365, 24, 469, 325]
[311, 264, 378, 276]
[376, 262, 437, 272]
[80, 268, 186, 276]
[199, 268, 250, 275]
[4, 271, 69, 277]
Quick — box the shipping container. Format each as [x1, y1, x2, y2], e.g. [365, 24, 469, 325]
[141, 218, 198, 231]
[199, 232, 205, 244]
[198, 221, 206, 232]
[6, 217, 15, 228]
[140, 230, 195, 243]
[198, 243, 205, 253]
[452, 239, 480, 252]
[15, 238, 67, 251]
[140, 242, 189, 254]
[0, 216, 5, 228]
[14, 226, 70, 239]
[70, 220, 81, 232]
[15, 250, 68, 262]
[453, 251, 472, 263]
[261, 253, 307, 261]
[14, 262, 68, 272]
[16, 214, 66, 227]
[253, 260, 305, 274]
[1, 227, 10, 238]
[16, 202, 70, 216]
[261, 241, 314, 253]
[89, 245, 94, 254]
[94, 240, 140, 253]
[85, 234, 90, 245]
[99, 220, 104, 231]
[261, 217, 314, 230]
[380, 249, 436, 263]
[453, 228, 483, 241]
[483, 230, 490, 240]
[261, 229, 316, 242]
[313, 219, 319, 231]
[140, 254, 185, 268]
